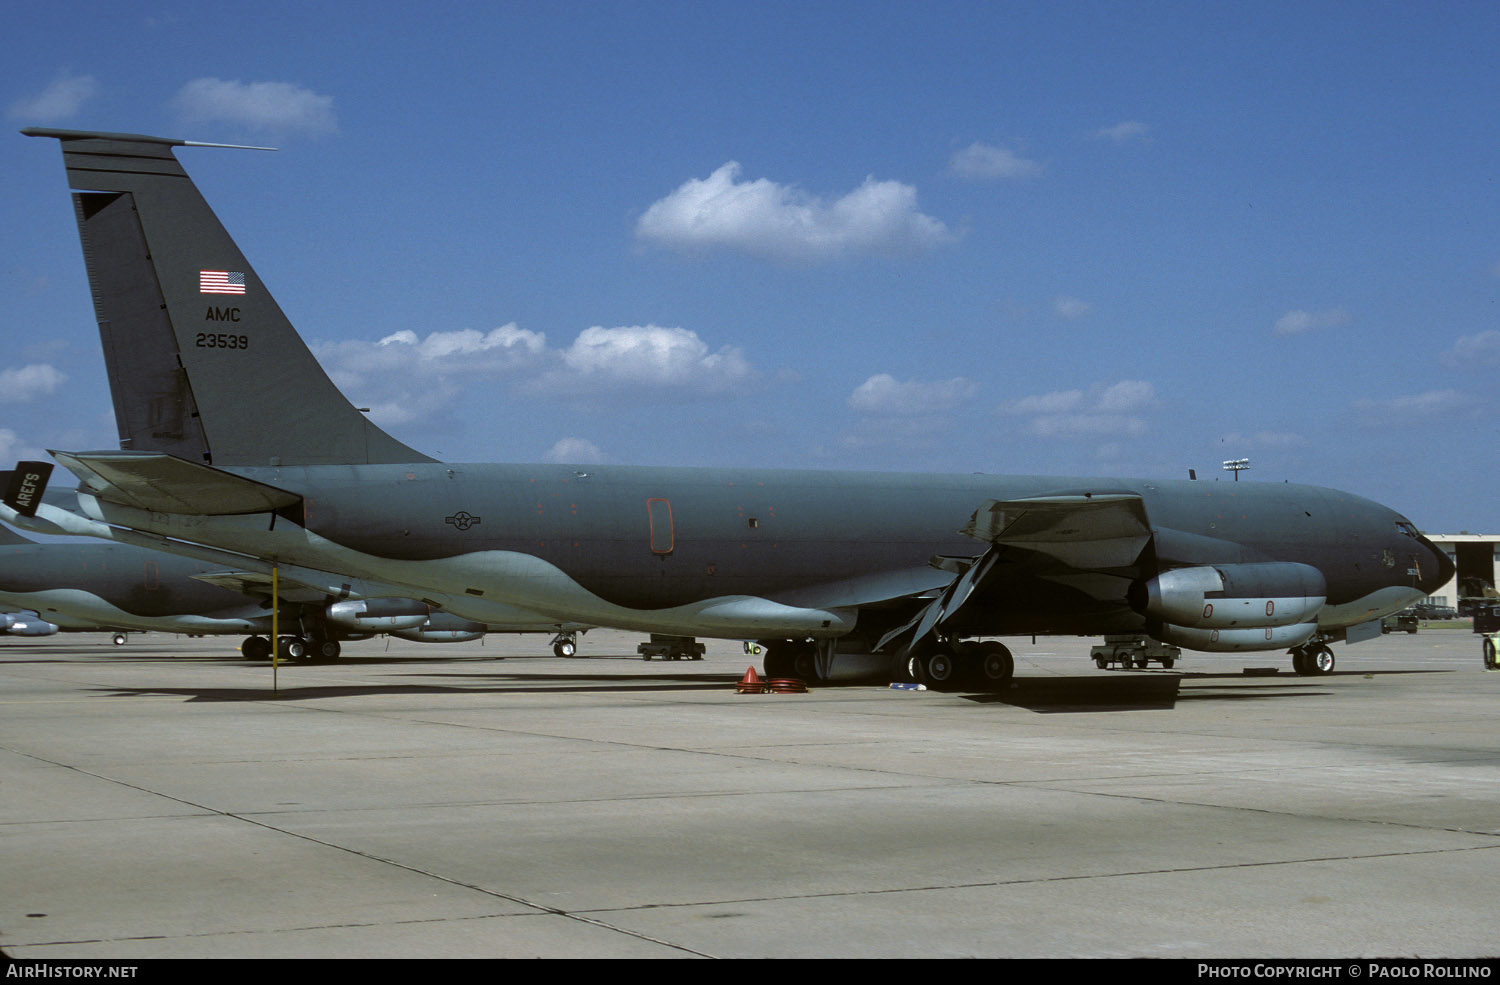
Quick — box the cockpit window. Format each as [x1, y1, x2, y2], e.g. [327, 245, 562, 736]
[1396, 520, 1421, 539]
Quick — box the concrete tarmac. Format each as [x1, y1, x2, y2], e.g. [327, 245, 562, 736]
[1, 627, 1497, 958]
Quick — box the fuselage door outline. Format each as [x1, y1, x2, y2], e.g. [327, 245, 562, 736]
[647, 498, 674, 556]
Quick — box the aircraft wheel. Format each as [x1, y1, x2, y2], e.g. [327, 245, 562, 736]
[1484, 637, 1498, 670]
[888, 651, 920, 684]
[791, 648, 821, 682]
[1291, 648, 1310, 675]
[553, 639, 577, 658]
[763, 646, 794, 679]
[970, 641, 1014, 688]
[278, 636, 309, 662]
[315, 639, 341, 661]
[1310, 644, 1335, 675]
[923, 648, 961, 689]
[111, 633, 127, 646]
[241, 636, 270, 660]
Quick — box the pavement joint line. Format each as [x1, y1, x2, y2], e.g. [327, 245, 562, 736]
[560, 842, 1500, 915]
[0, 748, 718, 957]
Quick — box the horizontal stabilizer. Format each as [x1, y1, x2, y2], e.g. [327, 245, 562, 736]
[960, 493, 1151, 569]
[53, 451, 301, 516]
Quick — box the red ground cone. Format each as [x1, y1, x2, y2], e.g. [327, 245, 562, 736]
[736, 666, 767, 694]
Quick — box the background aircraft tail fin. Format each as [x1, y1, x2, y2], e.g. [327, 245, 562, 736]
[24, 128, 434, 467]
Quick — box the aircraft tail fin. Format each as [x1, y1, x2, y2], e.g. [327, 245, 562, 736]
[24, 128, 434, 467]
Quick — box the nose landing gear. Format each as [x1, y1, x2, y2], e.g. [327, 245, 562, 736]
[1290, 641, 1335, 676]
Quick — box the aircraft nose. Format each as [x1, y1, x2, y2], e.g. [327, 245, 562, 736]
[1418, 535, 1455, 594]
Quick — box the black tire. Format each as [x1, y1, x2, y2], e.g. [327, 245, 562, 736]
[1483, 638, 1497, 670]
[971, 641, 1014, 688]
[791, 649, 819, 682]
[1095, 655, 1109, 669]
[888, 651, 920, 684]
[924, 649, 960, 688]
[763, 647, 794, 679]
[1311, 645, 1335, 675]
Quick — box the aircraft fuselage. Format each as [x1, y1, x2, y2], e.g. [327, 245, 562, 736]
[98, 461, 1446, 644]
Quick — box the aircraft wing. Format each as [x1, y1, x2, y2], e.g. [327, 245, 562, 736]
[879, 492, 1153, 654]
[190, 570, 331, 604]
[52, 451, 301, 515]
[960, 493, 1151, 568]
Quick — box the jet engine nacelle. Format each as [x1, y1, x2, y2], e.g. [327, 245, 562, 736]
[390, 611, 487, 643]
[1151, 621, 1319, 652]
[4, 615, 59, 636]
[325, 598, 431, 632]
[1132, 562, 1327, 630]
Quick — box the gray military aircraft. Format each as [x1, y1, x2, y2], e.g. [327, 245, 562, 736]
[6, 127, 1454, 686]
[0, 516, 509, 657]
[0, 480, 577, 657]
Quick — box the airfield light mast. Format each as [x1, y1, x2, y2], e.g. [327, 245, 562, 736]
[1223, 458, 1250, 481]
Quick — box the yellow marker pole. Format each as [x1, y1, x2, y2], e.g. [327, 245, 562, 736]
[271, 564, 279, 693]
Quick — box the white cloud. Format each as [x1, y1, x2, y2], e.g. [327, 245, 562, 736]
[551, 325, 753, 394]
[948, 142, 1043, 180]
[1002, 389, 1084, 415]
[1274, 307, 1350, 336]
[1001, 380, 1156, 440]
[1094, 379, 1155, 413]
[1094, 121, 1149, 143]
[542, 438, 605, 464]
[1439, 330, 1500, 370]
[848, 374, 977, 415]
[1052, 296, 1092, 320]
[0, 364, 66, 403]
[316, 322, 756, 427]
[0, 429, 48, 464]
[1352, 389, 1474, 424]
[173, 78, 336, 135]
[9, 73, 97, 121]
[636, 162, 953, 261]
[320, 325, 547, 392]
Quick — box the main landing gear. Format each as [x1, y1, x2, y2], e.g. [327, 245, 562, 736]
[550, 633, 579, 658]
[1289, 641, 1335, 676]
[901, 639, 1015, 691]
[239, 635, 341, 662]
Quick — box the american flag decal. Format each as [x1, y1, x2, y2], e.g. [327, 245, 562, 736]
[200, 270, 246, 295]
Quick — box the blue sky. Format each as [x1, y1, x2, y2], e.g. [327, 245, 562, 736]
[3, 1, 1497, 532]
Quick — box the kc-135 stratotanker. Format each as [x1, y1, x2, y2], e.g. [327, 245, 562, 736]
[4, 128, 1453, 685]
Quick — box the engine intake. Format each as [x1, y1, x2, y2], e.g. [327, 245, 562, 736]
[1131, 562, 1326, 630]
[325, 598, 431, 632]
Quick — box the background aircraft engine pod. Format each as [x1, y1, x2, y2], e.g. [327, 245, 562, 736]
[1132, 562, 1327, 629]
[390, 611, 487, 643]
[4, 614, 60, 636]
[325, 598, 431, 632]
